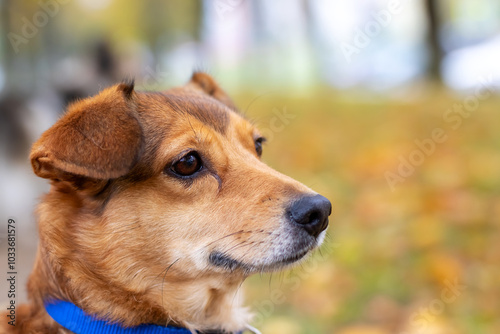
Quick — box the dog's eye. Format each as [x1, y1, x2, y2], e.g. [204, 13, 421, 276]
[255, 137, 266, 156]
[171, 152, 202, 176]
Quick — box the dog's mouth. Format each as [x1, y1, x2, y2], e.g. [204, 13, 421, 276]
[209, 242, 316, 274]
[208, 220, 328, 274]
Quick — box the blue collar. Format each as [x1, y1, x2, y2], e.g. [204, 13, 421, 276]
[44, 300, 239, 334]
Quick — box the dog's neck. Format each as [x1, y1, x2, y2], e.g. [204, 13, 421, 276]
[28, 190, 251, 333]
[31, 243, 250, 333]
[45, 300, 258, 334]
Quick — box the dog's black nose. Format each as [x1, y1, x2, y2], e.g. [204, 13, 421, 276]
[288, 195, 331, 237]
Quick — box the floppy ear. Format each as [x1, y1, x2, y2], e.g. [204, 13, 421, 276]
[30, 82, 142, 181]
[188, 72, 237, 110]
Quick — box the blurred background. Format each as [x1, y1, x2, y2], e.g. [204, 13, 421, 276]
[1, 0, 500, 333]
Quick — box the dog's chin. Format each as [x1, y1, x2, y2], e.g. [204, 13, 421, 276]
[209, 230, 327, 274]
[257, 229, 327, 272]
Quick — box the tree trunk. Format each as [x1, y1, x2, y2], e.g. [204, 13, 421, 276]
[425, 0, 442, 82]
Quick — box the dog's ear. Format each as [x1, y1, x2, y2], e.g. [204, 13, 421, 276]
[30, 82, 142, 181]
[188, 72, 237, 110]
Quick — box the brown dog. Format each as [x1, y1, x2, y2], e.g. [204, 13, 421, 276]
[2, 73, 331, 333]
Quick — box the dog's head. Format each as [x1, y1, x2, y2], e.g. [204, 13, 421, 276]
[30, 73, 331, 331]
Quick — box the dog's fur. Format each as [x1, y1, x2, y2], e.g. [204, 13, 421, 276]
[1, 73, 330, 333]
